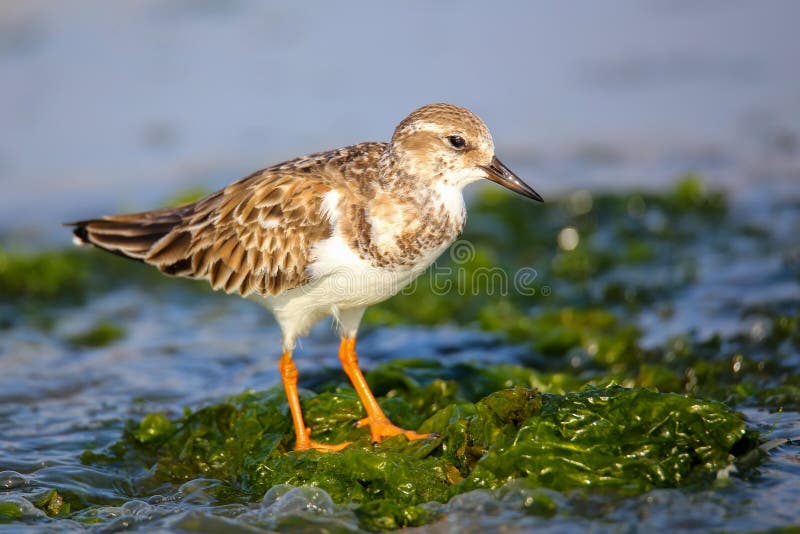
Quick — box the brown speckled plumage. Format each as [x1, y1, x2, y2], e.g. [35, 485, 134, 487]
[72, 143, 380, 296]
[71, 136, 468, 295]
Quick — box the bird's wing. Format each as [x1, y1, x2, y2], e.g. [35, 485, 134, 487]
[71, 166, 335, 297]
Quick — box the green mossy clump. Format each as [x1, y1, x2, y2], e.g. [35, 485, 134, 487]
[0, 247, 163, 307]
[91, 363, 757, 531]
[33, 489, 69, 516]
[0, 249, 89, 302]
[478, 306, 641, 367]
[0, 490, 71, 523]
[66, 321, 126, 348]
[0, 502, 23, 522]
[442, 387, 749, 493]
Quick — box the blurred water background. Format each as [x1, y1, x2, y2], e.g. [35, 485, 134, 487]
[1, 0, 799, 239]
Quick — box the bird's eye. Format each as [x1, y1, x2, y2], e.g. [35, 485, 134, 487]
[447, 135, 467, 150]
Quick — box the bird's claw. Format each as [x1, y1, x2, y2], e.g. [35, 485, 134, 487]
[357, 417, 434, 443]
[294, 427, 350, 452]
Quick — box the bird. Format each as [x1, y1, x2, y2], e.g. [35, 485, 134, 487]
[69, 103, 543, 452]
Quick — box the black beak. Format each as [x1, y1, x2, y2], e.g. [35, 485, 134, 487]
[479, 157, 543, 202]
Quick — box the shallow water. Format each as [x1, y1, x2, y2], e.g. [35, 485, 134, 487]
[2, 181, 799, 531]
[2, 1, 800, 236]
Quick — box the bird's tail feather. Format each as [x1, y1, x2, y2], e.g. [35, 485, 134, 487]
[67, 205, 194, 266]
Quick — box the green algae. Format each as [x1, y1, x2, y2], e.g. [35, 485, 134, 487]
[0, 490, 71, 522]
[479, 305, 642, 367]
[0, 247, 158, 307]
[446, 388, 750, 493]
[66, 320, 126, 348]
[0, 248, 89, 302]
[33, 489, 69, 516]
[82, 363, 757, 531]
[0, 502, 23, 522]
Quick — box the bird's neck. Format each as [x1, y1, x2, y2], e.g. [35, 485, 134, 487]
[343, 150, 465, 270]
[377, 147, 463, 209]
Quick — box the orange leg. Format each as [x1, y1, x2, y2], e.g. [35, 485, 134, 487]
[338, 336, 432, 443]
[279, 351, 350, 452]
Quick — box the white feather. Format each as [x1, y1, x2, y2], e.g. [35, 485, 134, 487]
[320, 190, 340, 224]
[434, 181, 467, 224]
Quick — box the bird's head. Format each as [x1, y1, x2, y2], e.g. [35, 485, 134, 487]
[386, 103, 542, 201]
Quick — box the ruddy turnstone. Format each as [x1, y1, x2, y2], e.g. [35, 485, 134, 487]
[69, 103, 542, 452]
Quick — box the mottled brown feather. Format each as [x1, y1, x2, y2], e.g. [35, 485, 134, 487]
[69, 143, 391, 297]
[69, 103, 496, 298]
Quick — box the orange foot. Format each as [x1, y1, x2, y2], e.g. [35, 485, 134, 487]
[294, 427, 351, 453]
[357, 416, 434, 443]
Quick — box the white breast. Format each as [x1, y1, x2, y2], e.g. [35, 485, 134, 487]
[255, 232, 440, 347]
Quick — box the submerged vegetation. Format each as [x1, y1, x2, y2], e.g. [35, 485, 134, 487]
[78, 373, 756, 531]
[1, 176, 798, 530]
